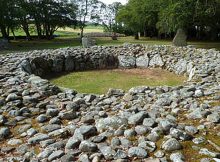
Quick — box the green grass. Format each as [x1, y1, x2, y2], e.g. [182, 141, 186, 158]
[49, 68, 186, 94]
[1, 34, 220, 55]
[2, 36, 220, 55]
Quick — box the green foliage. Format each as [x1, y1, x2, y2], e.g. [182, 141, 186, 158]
[116, 0, 220, 40]
[0, 0, 77, 39]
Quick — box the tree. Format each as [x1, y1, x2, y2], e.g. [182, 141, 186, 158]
[0, 0, 17, 39]
[101, 2, 122, 32]
[38, 0, 77, 39]
[71, 0, 102, 39]
[116, 0, 160, 39]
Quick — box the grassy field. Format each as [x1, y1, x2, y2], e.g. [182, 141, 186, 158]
[1, 36, 220, 55]
[1, 25, 220, 54]
[50, 68, 186, 94]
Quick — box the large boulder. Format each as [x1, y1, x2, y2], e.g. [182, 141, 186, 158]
[82, 37, 96, 48]
[174, 59, 187, 74]
[65, 55, 75, 71]
[173, 29, 187, 47]
[149, 54, 164, 67]
[136, 54, 149, 68]
[30, 57, 52, 76]
[118, 55, 136, 68]
[52, 55, 65, 72]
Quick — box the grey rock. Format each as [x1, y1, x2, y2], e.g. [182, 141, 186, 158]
[114, 149, 128, 159]
[128, 111, 148, 125]
[193, 137, 206, 144]
[147, 132, 161, 142]
[174, 59, 187, 74]
[79, 125, 97, 138]
[82, 37, 96, 48]
[37, 148, 54, 159]
[135, 125, 149, 135]
[6, 93, 20, 102]
[40, 139, 56, 147]
[199, 148, 220, 158]
[7, 139, 22, 145]
[138, 141, 156, 153]
[161, 138, 182, 151]
[41, 124, 61, 133]
[120, 138, 132, 148]
[107, 88, 124, 96]
[27, 128, 37, 136]
[143, 118, 156, 127]
[66, 102, 80, 111]
[46, 109, 59, 117]
[59, 110, 77, 120]
[169, 128, 192, 140]
[60, 152, 75, 162]
[111, 137, 121, 148]
[65, 55, 75, 71]
[0, 127, 10, 139]
[187, 108, 208, 119]
[128, 147, 148, 158]
[172, 28, 187, 47]
[16, 144, 29, 155]
[96, 116, 127, 132]
[185, 125, 198, 135]
[128, 86, 148, 94]
[136, 54, 149, 68]
[99, 146, 115, 160]
[65, 137, 80, 149]
[124, 129, 136, 138]
[79, 153, 90, 162]
[28, 133, 50, 144]
[48, 150, 64, 161]
[159, 119, 174, 132]
[154, 150, 165, 158]
[47, 140, 66, 149]
[118, 55, 136, 68]
[79, 140, 97, 152]
[207, 113, 220, 123]
[195, 89, 204, 97]
[36, 114, 48, 123]
[149, 54, 164, 67]
[170, 152, 185, 162]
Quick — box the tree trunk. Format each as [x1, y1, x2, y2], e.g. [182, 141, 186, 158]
[0, 25, 8, 39]
[22, 20, 31, 40]
[11, 28, 16, 40]
[35, 23, 42, 39]
[80, 27, 84, 39]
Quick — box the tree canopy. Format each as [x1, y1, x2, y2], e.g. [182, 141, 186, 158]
[0, 0, 77, 40]
[116, 0, 220, 40]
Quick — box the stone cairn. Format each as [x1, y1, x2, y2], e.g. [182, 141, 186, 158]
[0, 44, 219, 161]
[173, 28, 187, 46]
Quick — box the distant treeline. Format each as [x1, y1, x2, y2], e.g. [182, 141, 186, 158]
[116, 0, 220, 40]
[0, 0, 76, 40]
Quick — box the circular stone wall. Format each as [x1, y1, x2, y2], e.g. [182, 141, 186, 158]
[0, 44, 219, 161]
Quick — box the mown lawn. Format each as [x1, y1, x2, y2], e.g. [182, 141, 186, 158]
[1, 36, 220, 55]
[49, 68, 186, 94]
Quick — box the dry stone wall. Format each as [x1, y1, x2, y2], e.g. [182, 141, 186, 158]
[0, 44, 219, 161]
[18, 44, 220, 83]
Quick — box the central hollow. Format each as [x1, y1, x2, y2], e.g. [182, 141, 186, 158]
[49, 68, 186, 94]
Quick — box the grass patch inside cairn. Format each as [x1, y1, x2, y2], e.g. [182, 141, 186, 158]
[49, 68, 186, 95]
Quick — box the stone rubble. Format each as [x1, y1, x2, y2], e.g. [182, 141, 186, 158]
[0, 44, 219, 161]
